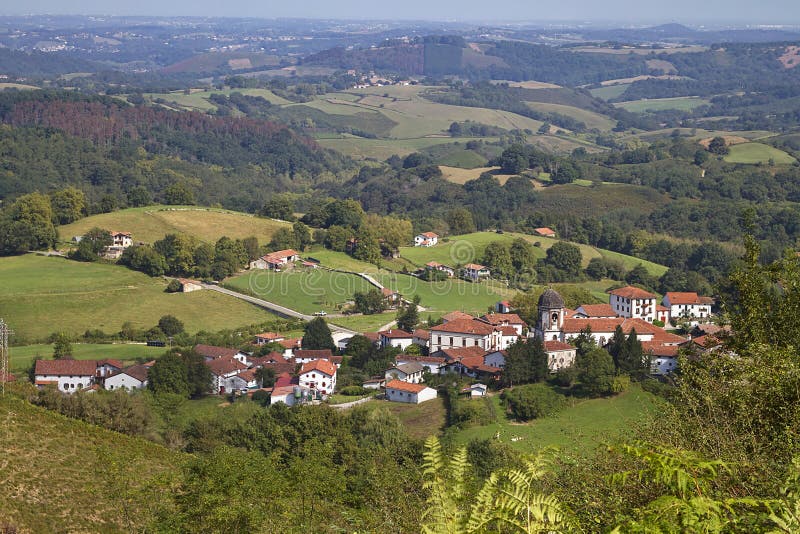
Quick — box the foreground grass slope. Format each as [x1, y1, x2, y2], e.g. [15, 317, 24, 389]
[0, 393, 179, 533]
[454, 384, 660, 457]
[59, 205, 290, 245]
[0, 254, 272, 341]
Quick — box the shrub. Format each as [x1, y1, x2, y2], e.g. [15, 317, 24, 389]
[165, 279, 182, 293]
[339, 385, 369, 396]
[611, 374, 631, 394]
[251, 390, 271, 406]
[501, 384, 566, 421]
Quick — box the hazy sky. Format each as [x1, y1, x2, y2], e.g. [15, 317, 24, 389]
[5, 0, 800, 24]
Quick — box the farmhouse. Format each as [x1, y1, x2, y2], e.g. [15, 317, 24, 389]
[250, 249, 300, 270]
[439, 347, 502, 379]
[384, 379, 438, 404]
[425, 261, 455, 277]
[34, 359, 97, 393]
[225, 369, 261, 392]
[206, 357, 249, 394]
[534, 227, 556, 238]
[663, 292, 714, 320]
[430, 318, 497, 352]
[254, 332, 285, 345]
[385, 362, 425, 384]
[544, 340, 577, 372]
[379, 329, 414, 350]
[462, 383, 488, 398]
[109, 231, 133, 248]
[299, 359, 337, 395]
[396, 355, 447, 374]
[105, 364, 149, 391]
[463, 263, 490, 281]
[609, 286, 658, 322]
[479, 313, 527, 335]
[643, 342, 681, 376]
[381, 287, 402, 307]
[414, 232, 439, 247]
[495, 300, 513, 313]
[176, 278, 203, 292]
[412, 328, 430, 349]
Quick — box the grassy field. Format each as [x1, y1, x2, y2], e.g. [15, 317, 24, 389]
[599, 250, 668, 277]
[59, 206, 290, 245]
[0, 393, 179, 532]
[0, 82, 39, 90]
[7, 343, 165, 373]
[329, 313, 398, 333]
[304, 249, 383, 273]
[615, 97, 711, 113]
[437, 149, 489, 168]
[144, 87, 291, 111]
[377, 273, 516, 316]
[589, 84, 630, 100]
[453, 384, 660, 457]
[439, 166, 518, 185]
[0, 254, 272, 341]
[226, 269, 375, 315]
[357, 397, 447, 439]
[723, 142, 797, 165]
[526, 101, 616, 131]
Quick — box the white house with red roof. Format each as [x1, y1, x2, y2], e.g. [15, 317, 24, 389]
[177, 278, 203, 293]
[225, 369, 261, 392]
[662, 292, 714, 321]
[430, 318, 500, 352]
[412, 328, 430, 349]
[479, 313, 527, 335]
[254, 332, 285, 345]
[385, 379, 438, 404]
[414, 232, 439, 247]
[109, 231, 133, 248]
[379, 329, 414, 350]
[299, 359, 337, 395]
[425, 261, 455, 277]
[206, 357, 249, 394]
[544, 340, 577, 372]
[609, 286, 658, 322]
[533, 227, 556, 238]
[462, 263, 490, 281]
[105, 364, 149, 391]
[250, 249, 300, 270]
[34, 359, 98, 393]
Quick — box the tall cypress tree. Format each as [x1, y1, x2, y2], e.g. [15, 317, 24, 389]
[608, 325, 627, 371]
[302, 317, 336, 351]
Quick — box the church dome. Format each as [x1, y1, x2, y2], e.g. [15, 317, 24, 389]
[538, 288, 564, 309]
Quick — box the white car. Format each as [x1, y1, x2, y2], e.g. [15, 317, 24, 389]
[313, 311, 328, 316]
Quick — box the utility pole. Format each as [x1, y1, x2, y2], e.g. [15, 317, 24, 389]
[0, 319, 12, 397]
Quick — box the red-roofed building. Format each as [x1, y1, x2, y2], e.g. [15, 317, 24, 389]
[250, 249, 300, 270]
[414, 232, 439, 247]
[543, 340, 577, 372]
[534, 227, 556, 238]
[294, 349, 336, 365]
[425, 261, 455, 277]
[495, 300, 513, 314]
[34, 359, 98, 393]
[299, 359, 337, 394]
[254, 332, 285, 345]
[105, 364, 149, 391]
[385, 379, 438, 403]
[441, 311, 474, 323]
[379, 328, 414, 350]
[463, 263, 490, 281]
[381, 287, 401, 307]
[177, 278, 203, 293]
[609, 286, 658, 322]
[663, 292, 714, 321]
[574, 304, 617, 319]
[206, 357, 249, 394]
[194, 344, 241, 361]
[479, 313, 527, 335]
[412, 329, 430, 348]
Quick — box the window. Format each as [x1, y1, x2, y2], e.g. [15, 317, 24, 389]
[449, 337, 453, 346]
[63, 383, 69, 390]
[462, 338, 466, 347]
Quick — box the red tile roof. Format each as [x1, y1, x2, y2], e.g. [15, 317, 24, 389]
[609, 286, 656, 300]
[438, 346, 488, 361]
[379, 329, 413, 339]
[263, 249, 299, 262]
[294, 349, 334, 360]
[544, 341, 575, 352]
[35, 359, 97, 377]
[110, 364, 149, 383]
[576, 304, 616, 317]
[236, 369, 259, 382]
[205, 357, 248, 377]
[441, 311, 474, 323]
[419, 232, 439, 238]
[300, 359, 337, 377]
[96, 359, 125, 369]
[464, 263, 488, 271]
[561, 317, 664, 335]
[255, 332, 283, 341]
[480, 313, 527, 326]
[194, 344, 239, 359]
[432, 318, 494, 335]
[534, 227, 556, 236]
[381, 287, 399, 297]
[273, 372, 295, 388]
[385, 379, 429, 393]
[412, 329, 430, 340]
[497, 326, 519, 336]
[361, 332, 381, 342]
[664, 292, 703, 305]
[278, 338, 302, 349]
[642, 342, 681, 357]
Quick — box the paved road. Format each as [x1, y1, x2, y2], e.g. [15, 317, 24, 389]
[202, 284, 359, 335]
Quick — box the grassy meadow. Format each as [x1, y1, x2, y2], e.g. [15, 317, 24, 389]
[453, 384, 660, 457]
[589, 84, 631, 100]
[357, 397, 447, 440]
[0, 394, 179, 533]
[7, 342, 165, 373]
[59, 205, 290, 245]
[723, 142, 797, 165]
[615, 96, 711, 113]
[0, 254, 272, 341]
[226, 269, 375, 315]
[525, 101, 616, 131]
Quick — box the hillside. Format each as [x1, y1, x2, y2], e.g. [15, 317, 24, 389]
[59, 206, 291, 245]
[0, 393, 179, 532]
[0, 254, 273, 342]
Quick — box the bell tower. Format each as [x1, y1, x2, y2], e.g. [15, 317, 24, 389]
[535, 288, 565, 341]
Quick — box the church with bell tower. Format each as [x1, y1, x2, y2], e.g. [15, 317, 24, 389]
[534, 288, 565, 341]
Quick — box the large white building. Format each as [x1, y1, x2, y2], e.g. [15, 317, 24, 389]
[299, 359, 337, 395]
[414, 232, 439, 247]
[663, 292, 714, 321]
[105, 364, 149, 391]
[34, 359, 97, 393]
[430, 319, 500, 352]
[609, 286, 658, 322]
[385, 379, 438, 404]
